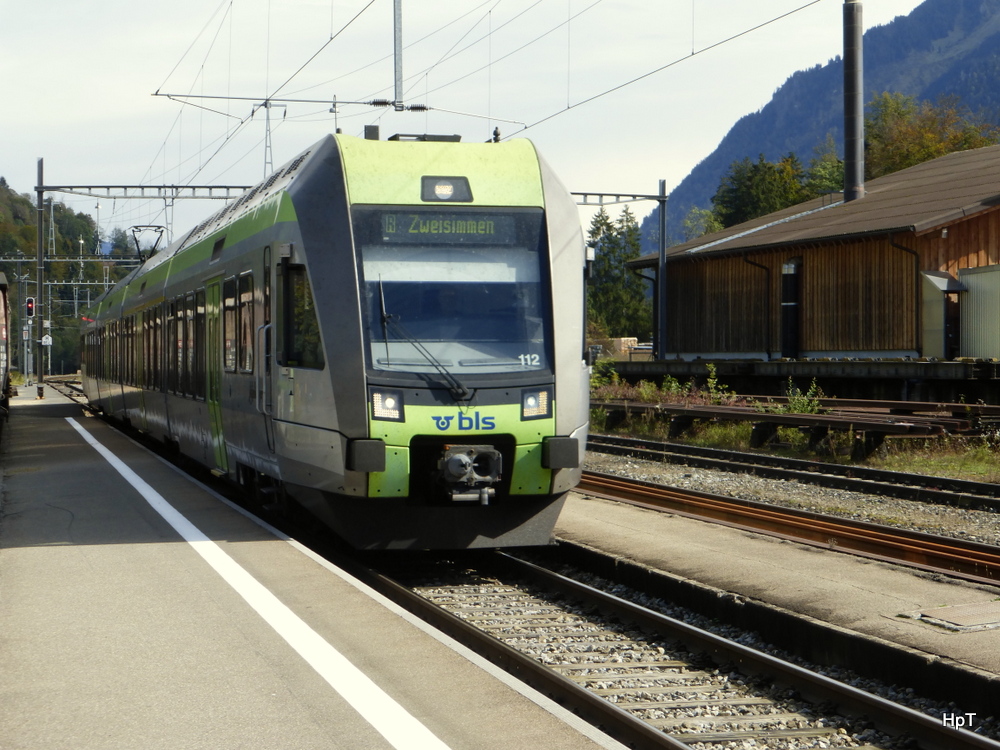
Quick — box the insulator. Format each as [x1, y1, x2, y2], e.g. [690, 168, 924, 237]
[368, 99, 392, 108]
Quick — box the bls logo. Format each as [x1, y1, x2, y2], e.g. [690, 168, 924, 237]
[431, 412, 496, 431]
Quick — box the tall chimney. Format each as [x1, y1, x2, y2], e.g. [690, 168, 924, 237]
[844, 0, 865, 201]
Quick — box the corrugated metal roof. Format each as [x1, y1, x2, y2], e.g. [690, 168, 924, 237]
[633, 144, 1000, 267]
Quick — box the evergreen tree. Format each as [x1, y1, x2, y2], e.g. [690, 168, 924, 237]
[587, 207, 651, 339]
[711, 153, 807, 228]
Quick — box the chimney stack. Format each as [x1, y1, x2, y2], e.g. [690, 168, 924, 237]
[844, 0, 865, 202]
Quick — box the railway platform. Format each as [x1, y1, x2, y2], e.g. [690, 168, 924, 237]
[555, 491, 1000, 718]
[0, 388, 623, 750]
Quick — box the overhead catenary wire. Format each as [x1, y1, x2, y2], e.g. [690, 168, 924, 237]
[399, 0, 504, 104]
[158, 0, 379, 196]
[364, 0, 579, 103]
[142, 0, 827, 232]
[155, 0, 233, 95]
[283, 0, 497, 99]
[512, 0, 824, 138]
[268, 0, 378, 101]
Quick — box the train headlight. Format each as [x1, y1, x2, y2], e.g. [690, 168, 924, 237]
[371, 389, 405, 421]
[521, 388, 551, 420]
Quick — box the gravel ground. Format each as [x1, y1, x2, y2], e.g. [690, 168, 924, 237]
[581, 445, 1000, 744]
[584, 449, 1000, 547]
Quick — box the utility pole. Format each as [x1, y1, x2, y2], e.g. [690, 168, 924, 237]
[656, 179, 668, 360]
[393, 0, 404, 111]
[572, 185, 668, 359]
[48, 201, 56, 256]
[34, 159, 44, 396]
[258, 100, 286, 176]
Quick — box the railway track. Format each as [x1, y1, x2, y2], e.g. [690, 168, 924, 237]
[358, 551, 999, 750]
[577, 469, 1000, 585]
[588, 433, 1000, 510]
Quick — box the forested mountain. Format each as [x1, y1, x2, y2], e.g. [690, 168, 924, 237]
[642, 0, 1000, 247]
[0, 178, 130, 375]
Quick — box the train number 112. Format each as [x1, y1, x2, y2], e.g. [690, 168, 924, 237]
[518, 354, 540, 367]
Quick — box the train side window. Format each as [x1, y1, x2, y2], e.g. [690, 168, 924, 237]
[194, 289, 206, 399]
[128, 316, 135, 387]
[141, 313, 149, 389]
[167, 301, 179, 393]
[114, 320, 121, 384]
[126, 317, 132, 387]
[153, 306, 163, 391]
[130, 315, 137, 387]
[177, 298, 188, 395]
[184, 294, 196, 397]
[281, 264, 324, 369]
[145, 312, 154, 390]
[223, 278, 237, 372]
[238, 273, 254, 373]
[120, 319, 127, 386]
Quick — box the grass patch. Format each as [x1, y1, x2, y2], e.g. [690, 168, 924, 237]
[869, 435, 1000, 483]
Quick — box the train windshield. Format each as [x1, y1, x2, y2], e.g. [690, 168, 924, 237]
[353, 207, 552, 377]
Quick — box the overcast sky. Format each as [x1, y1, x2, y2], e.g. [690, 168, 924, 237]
[2, 0, 925, 241]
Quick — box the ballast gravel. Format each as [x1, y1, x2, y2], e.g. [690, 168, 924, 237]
[585, 450, 1000, 547]
[580, 448, 1000, 743]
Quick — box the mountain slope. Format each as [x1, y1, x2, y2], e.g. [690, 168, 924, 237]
[644, 0, 1000, 248]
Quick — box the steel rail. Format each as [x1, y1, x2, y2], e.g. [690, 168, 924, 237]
[588, 433, 1000, 509]
[356, 549, 1000, 750]
[340, 554, 694, 750]
[494, 553, 1000, 750]
[577, 471, 1000, 584]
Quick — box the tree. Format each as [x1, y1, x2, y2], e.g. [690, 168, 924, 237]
[682, 206, 723, 241]
[109, 227, 131, 255]
[0, 180, 137, 375]
[711, 153, 807, 228]
[865, 92, 1000, 180]
[802, 134, 844, 198]
[587, 207, 651, 339]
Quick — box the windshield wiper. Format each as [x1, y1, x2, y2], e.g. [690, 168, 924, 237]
[379, 279, 471, 401]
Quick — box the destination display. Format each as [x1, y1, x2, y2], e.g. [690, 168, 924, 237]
[380, 212, 517, 244]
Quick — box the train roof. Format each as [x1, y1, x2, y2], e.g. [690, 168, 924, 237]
[84, 133, 550, 314]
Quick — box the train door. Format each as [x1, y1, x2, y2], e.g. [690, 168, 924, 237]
[206, 279, 228, 474]
[255, 247, 275, 452]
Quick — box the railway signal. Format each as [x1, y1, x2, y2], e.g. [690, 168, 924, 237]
[25, 297, 35, 317]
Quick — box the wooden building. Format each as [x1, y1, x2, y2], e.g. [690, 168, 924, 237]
[632, 145, 1000, 362]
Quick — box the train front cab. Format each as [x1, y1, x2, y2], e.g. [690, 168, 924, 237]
[310, 136, 589, 549]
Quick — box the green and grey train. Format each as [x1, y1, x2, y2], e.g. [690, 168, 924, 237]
[81, 133, 589, 549]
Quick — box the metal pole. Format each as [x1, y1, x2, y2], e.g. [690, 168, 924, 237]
[16, 261, 23, 378]
[843, 0, 864, 201]
[656, 179, 668, 360]
[35, 159, 45, 393]
[46, 296, 51, 377]
[393, 0, 404, 110]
